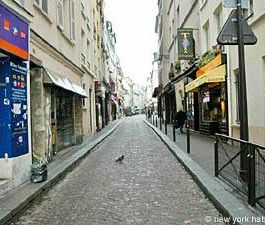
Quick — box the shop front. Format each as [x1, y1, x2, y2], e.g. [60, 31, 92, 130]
[185, 56, 228, 135]
[30, 67, 87, 161]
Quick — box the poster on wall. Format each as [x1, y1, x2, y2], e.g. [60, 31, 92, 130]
[0, 3, 29, 60]
[0, 57, 28, 158]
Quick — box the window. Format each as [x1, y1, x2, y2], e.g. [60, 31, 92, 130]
[81, 0, 86, 18]
[82, 83, 86, 107]
[35, 0, 48, 14]
[14, 0, 25, 7]
[215, 8, 222, 34]
[201, 0, 207, 7]
[176, 6, 180, 28]
[234, 70, 240, 123]
[203, 21, 210, 51]
[57, 0, 63, 28]
[87, 40, 91, 69]
[243, 0, 253, 19]
[69, 0, 75, 41]
[81, 30, 85, 64]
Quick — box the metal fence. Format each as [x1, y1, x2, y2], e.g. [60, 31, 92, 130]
[215, 134, 265, 208]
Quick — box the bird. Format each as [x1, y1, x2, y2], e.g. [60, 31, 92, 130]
[115, 155, 124, 163]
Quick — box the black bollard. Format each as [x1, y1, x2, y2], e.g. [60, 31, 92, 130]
[173, 120, 176, 142]
[156, 117, 158, 127]
[160, 116, 162, 130]
[165, 119, 167, 135]
[187, 122, 190, 154]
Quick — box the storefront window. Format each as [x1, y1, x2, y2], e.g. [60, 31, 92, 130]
[201, 90, 219, 122]
[220, 84, 227, 123]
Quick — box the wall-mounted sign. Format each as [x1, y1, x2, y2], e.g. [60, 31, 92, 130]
[177, 29, 195, 60]
[0, 4, 29, 60]
[0, 57, 28, 158]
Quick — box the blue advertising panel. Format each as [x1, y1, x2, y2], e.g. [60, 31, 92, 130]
[0, 57, 28, 158]
[0, 3, 29, 60]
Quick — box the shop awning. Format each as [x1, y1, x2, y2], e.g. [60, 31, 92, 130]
[185, 64, 226, 92]
[43, 68, 88, 97]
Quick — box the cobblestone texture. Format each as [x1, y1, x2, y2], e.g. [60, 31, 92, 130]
[9, 116, 226, 225]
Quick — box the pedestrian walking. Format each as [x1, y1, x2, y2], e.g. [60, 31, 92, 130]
[175, 109, 187, 134]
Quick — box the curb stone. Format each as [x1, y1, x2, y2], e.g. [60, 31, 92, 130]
[144, 119, 262, 225]
[0, 120, 122, 225]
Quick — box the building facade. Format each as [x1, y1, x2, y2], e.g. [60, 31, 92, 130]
[155, 0, 265, 143]
[0, 0, 125, 195]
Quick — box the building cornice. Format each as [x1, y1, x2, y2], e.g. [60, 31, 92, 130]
[30, 29, 85, 77]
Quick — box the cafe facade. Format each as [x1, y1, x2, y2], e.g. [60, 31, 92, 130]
[185, 53, 228, 135]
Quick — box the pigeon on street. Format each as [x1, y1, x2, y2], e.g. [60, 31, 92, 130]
[115, 155, 124, 163]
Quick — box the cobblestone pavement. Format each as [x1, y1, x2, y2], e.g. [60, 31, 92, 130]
[9, 116, 226, 225]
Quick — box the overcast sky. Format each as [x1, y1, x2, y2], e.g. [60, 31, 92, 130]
[104, 0, 157, 86]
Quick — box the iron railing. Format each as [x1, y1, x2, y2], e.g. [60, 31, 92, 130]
[215, 134, 265, 208]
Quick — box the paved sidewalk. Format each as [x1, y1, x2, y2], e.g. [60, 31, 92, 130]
[0, 119, 122, 225]
[147, 117, 215, 174]
[145, 119, 262, 225]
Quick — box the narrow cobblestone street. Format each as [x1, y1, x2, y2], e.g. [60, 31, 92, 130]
[9, 116, 225, 225]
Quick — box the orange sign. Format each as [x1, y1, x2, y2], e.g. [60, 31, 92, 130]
[196, 54, 222, 77]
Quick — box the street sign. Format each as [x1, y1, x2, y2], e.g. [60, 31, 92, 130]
[223, 0, 249, 9]
[217, 9, 257, 45]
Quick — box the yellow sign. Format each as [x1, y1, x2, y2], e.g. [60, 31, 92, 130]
[185, 65, 226, 92]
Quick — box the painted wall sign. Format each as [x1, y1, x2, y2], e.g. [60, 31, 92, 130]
[0, 57, 28, 158]
[177, 28, 195, 60]
[0, 3, 29, 60]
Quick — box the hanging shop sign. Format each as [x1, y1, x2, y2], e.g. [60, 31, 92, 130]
[0, 3, 29, 60]
[0, 57, 28, 158]
[177, 28, 194, 60]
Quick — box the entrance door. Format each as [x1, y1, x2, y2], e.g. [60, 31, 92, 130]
[56, 90, 74, 151]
